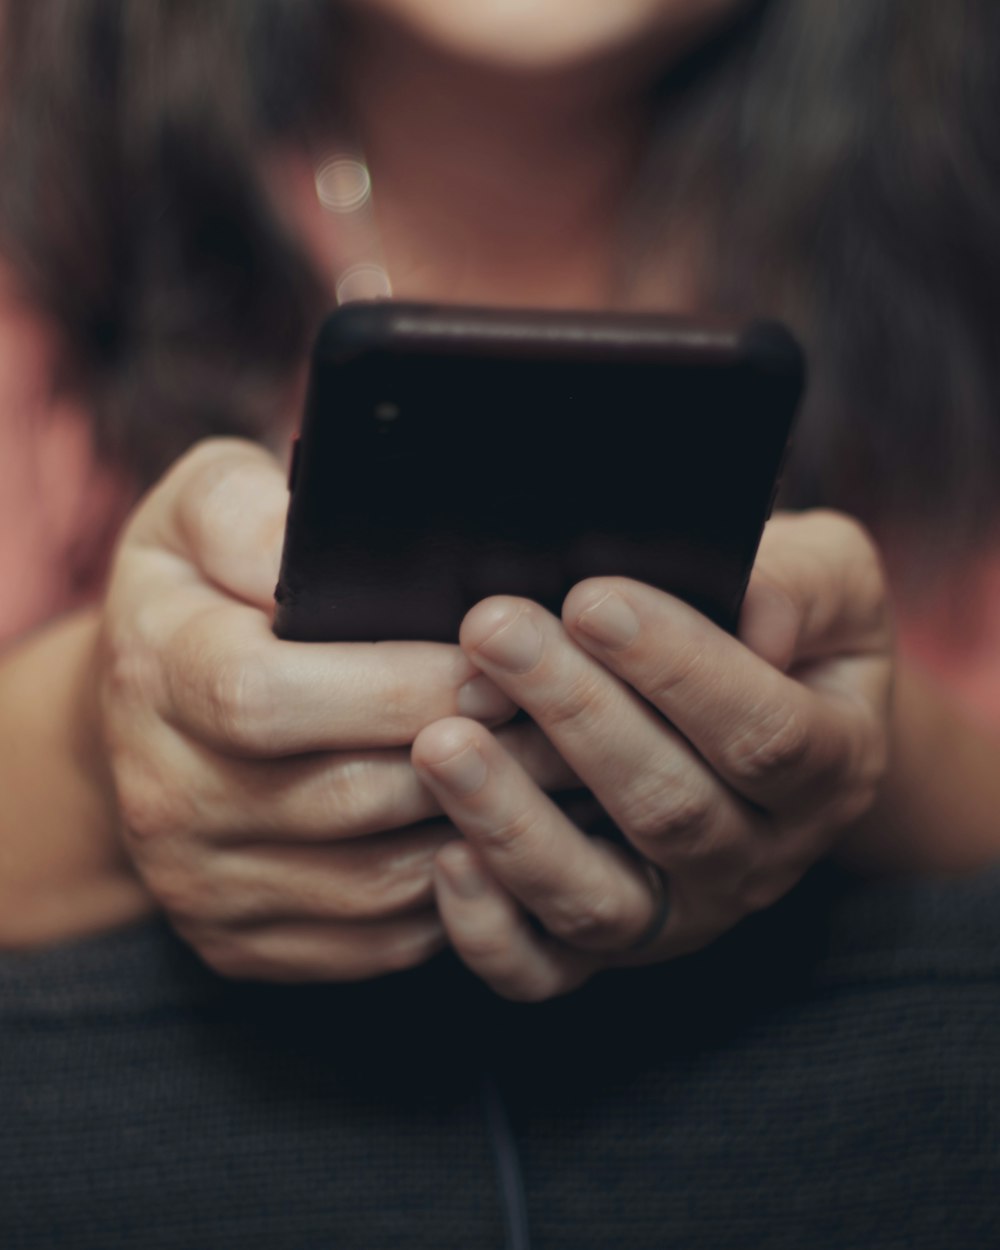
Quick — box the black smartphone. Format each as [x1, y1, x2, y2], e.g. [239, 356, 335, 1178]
[273, 302, 804, 643]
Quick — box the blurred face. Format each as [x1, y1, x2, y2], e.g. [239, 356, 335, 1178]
[355, 0, 748, 73]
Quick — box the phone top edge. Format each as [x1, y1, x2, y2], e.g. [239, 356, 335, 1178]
[313, 301, 803, 373]
[736, 320, 807, 387]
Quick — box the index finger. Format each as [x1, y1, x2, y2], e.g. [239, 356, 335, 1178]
[117, 441, 516, 754]
[151, 598, 517, 757]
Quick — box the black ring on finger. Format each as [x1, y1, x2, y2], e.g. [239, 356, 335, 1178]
[626, 861, 671, 952]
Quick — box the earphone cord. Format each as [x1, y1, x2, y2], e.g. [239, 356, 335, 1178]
[481, 1071, 533, 1250]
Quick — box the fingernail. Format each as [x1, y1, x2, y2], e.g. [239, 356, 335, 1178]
[437, 844, 487, 899]
[457, 674, 514, 722]
[425, 743, 488, 795]
[475, 609, 543, 673]
[574, 592, 639, 650]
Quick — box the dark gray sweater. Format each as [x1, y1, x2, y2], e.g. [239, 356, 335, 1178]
[3, 863, 1000, 1249]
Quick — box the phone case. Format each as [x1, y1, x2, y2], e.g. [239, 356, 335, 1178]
[274, 303, 804, 643]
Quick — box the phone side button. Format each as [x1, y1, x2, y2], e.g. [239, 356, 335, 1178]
[287, 435, 301, 492]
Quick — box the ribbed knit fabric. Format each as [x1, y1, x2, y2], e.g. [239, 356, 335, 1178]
[3, 863, 999, 1248]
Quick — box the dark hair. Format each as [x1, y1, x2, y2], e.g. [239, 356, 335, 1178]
[2, 0, 999, 579]
[640, 0, 1000, 575]
[0, 0, 341, 483]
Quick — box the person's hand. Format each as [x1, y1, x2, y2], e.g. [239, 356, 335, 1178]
[98, 439, 573, 981]
[412, 511, 893, 1001]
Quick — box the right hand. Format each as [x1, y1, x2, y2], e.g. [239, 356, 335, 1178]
[99, 439, 572, 981]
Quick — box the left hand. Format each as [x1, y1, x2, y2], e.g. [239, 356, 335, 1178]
[411, 511, 893, 1001]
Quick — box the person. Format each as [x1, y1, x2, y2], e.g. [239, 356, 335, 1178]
[1, 1, 999, 1246]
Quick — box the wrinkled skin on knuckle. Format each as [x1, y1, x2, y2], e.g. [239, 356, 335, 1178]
[234, 831, 437, 928]
[235, 753, 400, 843]
[322, 750, 420, 840]
[724, 704, 814, 788]
[545, 886, 631, 950]
[649, 820, 736, 879]
[98, 616, 167, 736]
[318, 756, 397, 838]
[646, 639, 710, 706]
[795, 709, 883, 828]
[532, 666, 610, 735]
[193, 635, 277, 750]
[114, 752, 193, 845]
[620, 776, 713, 852]
[142, 856, 223, 928]
[476, 804, 546, 860]
[369, 664, 432, 741]
[373, 673, 409, 733]
[345, 863, 433, 921]
[269, 858, 419, 924]
[238, 862, 344, 924]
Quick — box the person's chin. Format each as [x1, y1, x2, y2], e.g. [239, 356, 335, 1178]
[354, 0, 745, 81]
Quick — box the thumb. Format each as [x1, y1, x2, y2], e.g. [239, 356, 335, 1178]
[128, 438, 289, 611]
[739, 510, 892, 671]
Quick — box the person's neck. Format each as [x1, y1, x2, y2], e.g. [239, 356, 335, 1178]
[344, 20, 657, 309]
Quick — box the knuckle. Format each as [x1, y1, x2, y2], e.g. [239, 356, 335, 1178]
[315, 756, 381, 837]
[143, 858, 222, 927]
[622, 779, 712, 850]
[322, 876, 396, 923]
[546, 888, 629, 949]
[99, 621, 164, 719]
[371, 669, 421, 738]
[646, 641, 709, 706]
[724, 706, 812, 786]
[192, 642, 277, 755]
[476, 804, 545, 857]
[115, 761, 189, 843]
[532, 667, 610, 735]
